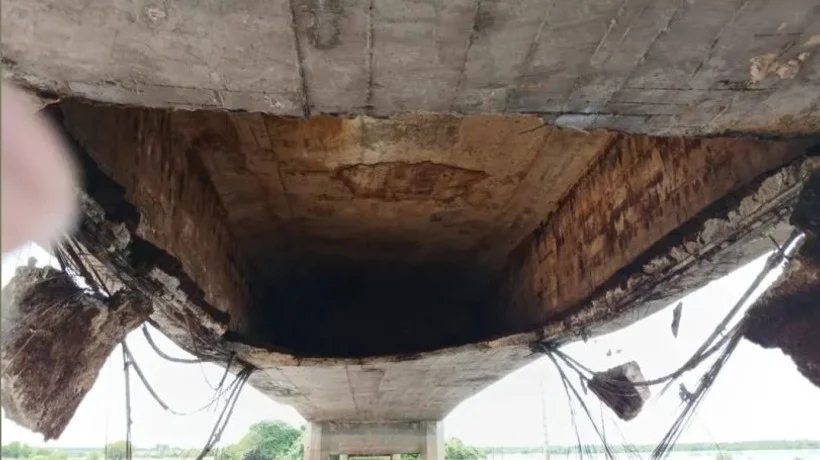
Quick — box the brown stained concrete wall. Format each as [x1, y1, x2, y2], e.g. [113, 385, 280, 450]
[58, 101, 252, 330]
[501, 136, 810, 332]
[60, 129, 819, 422]
[53, 100, 820, 357]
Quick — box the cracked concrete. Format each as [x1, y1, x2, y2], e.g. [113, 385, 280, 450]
[4, 0, 820, 438]
[41, 99, 820, 425]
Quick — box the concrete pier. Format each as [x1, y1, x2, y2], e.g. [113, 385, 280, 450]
[304, 421, 444, 460]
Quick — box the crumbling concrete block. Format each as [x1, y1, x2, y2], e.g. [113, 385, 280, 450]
[1, 266, 151, 440]
[744, 254, 820, 389]
[745, 171, 820, 390]
[588, 361, 650, 421]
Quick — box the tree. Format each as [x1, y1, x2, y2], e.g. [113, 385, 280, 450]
[47, 451, 68, 460]
[105, 441, 133, 460]
[86, 452, 101, 460]
[2, 442, 32, 458]
[235, 420, 303, 460]
[445, 438, 484, 460]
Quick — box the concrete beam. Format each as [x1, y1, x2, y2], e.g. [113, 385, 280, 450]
[304, 421, 443, 460]
[4, 0, 820, 136]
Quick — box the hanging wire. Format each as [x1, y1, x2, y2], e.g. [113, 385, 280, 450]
[195, 366, 254, 460]
[537, 229, 804, 392]
[141, 325, 204, 364]
[121, 343, 133, 460]
[123, 340, 242, 417]
[534, 229, 805, 459]
[650, 332, 744, 459]
[546, 352, 617, 460]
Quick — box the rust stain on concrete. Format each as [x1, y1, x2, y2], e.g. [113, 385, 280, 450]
[335, 161, 488, 202]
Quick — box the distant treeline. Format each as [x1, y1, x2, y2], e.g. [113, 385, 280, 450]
[5, 439, 820, 459]
[483, 440, 820, 455]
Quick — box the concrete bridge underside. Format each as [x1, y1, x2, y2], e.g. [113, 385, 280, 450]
[2, 0, 820, 458]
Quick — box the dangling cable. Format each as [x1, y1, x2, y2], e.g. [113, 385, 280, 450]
[195, 366, 254, 460]
[141, 325, 203, 364]
[121, 343, 133, 460]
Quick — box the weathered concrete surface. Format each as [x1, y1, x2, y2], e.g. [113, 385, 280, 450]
[305, 421, 443, 459]
[0, 266, 151, 439]
[501, 137, 818, 336]
[49, 99, 820, 424]
[54, 102, 254, 332]
[53, 102, 820, 357]
[3, 0, 820, 136]
[745, 245, 820, 388]
[58, 102, 572, 271]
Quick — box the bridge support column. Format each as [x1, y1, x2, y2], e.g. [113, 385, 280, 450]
[303, 421, 443, 460]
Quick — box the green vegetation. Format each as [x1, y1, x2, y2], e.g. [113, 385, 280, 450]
[221, 420, 304, 460]
[444, 438, 484, 460]
[2, 442, 72, 460]
[104, 441, 133, 460]
[3, 427, 818, 460]
[484, 440, 820, 455]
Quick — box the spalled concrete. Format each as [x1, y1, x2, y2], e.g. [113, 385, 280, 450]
[52, 101, 820, 358]
[744, 171, 820, 389]
[39, 99, 820, 430]
[3, 0, 819, 136]
[4, 0, 820, 442]
[501, 135, 814, 335]
[745, 244, 820, 388]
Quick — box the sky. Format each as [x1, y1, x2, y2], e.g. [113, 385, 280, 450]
[2, 243, 820, 449]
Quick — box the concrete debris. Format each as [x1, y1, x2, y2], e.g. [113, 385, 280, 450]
[1, 266, 151, 440]
[671, 302, 683, 338]
[744, 248, 820, 389]
[790, 170, 820, 237]
[588, 361, 651, 421]
[744, 172, 820, 390]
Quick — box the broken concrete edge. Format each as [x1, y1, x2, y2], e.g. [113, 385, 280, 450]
[71, 192, 236, 362]
[3, 76, 62, 112]
[743, 245, 820, 389]
[529, 153, 820, 348]
[63, 142, 820, 371]
[5, 68, 820, 139]
[52, 94, 820, 368]
[743, 171, 820, 389]
[1, 266, 152, 439]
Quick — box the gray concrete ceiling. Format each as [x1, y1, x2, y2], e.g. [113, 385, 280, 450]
[3, 0, 820, 136]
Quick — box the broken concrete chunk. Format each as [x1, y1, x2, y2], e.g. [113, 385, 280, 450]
[790, 171, 820, 236]
[744, 244, 820, 389]
[1, 266, 151, 440]
[588, 361, 651, 421]
[671, 302, 683, 338]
